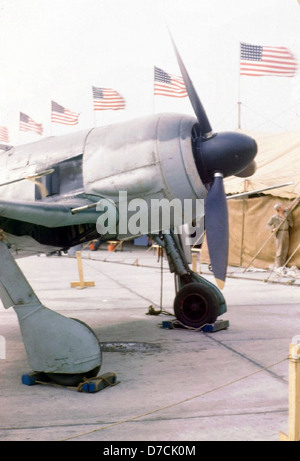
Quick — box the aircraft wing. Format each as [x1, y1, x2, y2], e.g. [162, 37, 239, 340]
[0, 197, 100, 227]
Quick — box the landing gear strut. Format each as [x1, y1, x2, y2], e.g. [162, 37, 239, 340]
[151, 230, 227, 329]
[0, 241, 102, 384]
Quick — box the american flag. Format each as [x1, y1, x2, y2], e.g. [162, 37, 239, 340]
[51, 101, 79, 125]
[92, 86, 126, 110]
[0, 126, 9, 143]
[240, 43, 297, 77]
[20, 112, 43, 135]
[154, 66, 187, 98]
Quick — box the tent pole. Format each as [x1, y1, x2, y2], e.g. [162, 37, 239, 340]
[240, 180, 248, 266]
[284, 242, 300, 268]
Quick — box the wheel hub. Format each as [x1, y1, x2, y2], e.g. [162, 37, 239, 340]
[181, 293, 209, 322]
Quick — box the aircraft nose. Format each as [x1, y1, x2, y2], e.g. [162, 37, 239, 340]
[194, 132, 257, 182]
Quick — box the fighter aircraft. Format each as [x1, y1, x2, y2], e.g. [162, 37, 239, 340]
[0, 37, 257, 385]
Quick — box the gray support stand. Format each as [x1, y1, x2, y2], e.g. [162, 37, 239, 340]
[0, 241, 101, 378]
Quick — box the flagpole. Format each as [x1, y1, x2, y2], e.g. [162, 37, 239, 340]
[238, 42, 242, 130]
[153, 67, 156, 114]
[92, 101, 96, 127]
[93, 102, 96, 127]
[50, 101, 53, 137]
[91, 87, 96, 127]
[238, 101, 241, 130]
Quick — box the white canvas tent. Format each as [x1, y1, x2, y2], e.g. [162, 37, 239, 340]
[200, 131, 300, 269]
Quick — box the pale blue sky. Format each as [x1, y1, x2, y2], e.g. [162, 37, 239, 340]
[0, 0, 300, 143]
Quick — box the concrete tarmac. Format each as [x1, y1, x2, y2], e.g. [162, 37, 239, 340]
[0, 244, 299, 442]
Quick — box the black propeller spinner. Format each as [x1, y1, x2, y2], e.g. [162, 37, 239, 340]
[170, 34, 257, 288]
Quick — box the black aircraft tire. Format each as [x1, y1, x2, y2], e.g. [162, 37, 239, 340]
[174, 283, 219, 329]
[46, 318, 101, 387]
[47, 366, 101, 387]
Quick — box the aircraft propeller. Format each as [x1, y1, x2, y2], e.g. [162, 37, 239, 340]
[170, 34, 213, 139]
[170, 34, 257, 288]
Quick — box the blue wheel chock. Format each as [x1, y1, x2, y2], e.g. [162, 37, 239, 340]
[21, 371, 118, 393]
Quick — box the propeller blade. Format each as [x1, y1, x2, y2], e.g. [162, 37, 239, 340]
[205, 172, 228, 289]
[169, 33, 212, 137]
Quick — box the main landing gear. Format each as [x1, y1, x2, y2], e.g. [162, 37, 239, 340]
[151, 230, 227, 329]
[0, 240, 101, 386]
